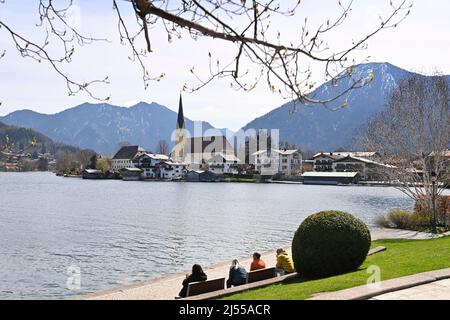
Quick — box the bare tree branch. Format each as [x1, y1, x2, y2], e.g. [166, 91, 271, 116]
[0, 0, 110, 100]
[0, 0, 413, 107]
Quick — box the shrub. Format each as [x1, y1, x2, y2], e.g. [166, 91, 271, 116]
[375, 215, 390, 228]
[409, 211, 432, 229]
[387, 210, 412, 229]
[292, 210, 371, 278]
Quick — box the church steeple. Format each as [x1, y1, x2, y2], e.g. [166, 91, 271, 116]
[177, 94, 185, 129]
[174, 93, 186, 162]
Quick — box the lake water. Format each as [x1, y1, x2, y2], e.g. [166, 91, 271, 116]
[0, 172, 414, 299]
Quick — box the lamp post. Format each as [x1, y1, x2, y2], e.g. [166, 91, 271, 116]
[431, 171, 437, 234]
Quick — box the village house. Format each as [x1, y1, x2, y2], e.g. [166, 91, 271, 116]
[311, 151, 392, 181]
[252, 149, 302, 176]
[333, 155, 393, 181]
[207, 152, 240, 175]
[110, 145, 145, 171]
[302, 171, 360, 185]
[133, 152, 169, 178]
[312, 152, 347, 172]
[157, 161, 188, 179]
[180, 135, 237, 170]
[186, 169, 218, 182]
[312, 152, 381, 173]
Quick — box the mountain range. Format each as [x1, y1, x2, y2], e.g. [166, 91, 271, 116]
[0, 102, 216, 155]
[0, 121, 83, 156]
[241, 62, 446, 151]
[1, 62, 448, 155]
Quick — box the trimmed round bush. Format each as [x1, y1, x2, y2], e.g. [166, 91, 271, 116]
[292, 210, 371, 278]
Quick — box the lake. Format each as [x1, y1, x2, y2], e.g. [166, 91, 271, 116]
[0, 172, 413, 299]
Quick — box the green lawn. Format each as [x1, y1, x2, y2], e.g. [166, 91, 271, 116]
[222, 236, 450, 300]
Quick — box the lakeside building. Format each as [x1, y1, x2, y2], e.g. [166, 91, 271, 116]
[111, 145, 145, 171]
[334, 155, 393, 181]
[82, 169, 103, 179]
[302, 171, 360, 185]
[133, 152, 170, 178]
[157, 161, 188, 179]
[182, 136, 238, 171]
[312, 152, 347, 172]
[252, 149, 302, 176]
[186, 169, 218, 182]
[111, 146, 187, 180]
[312, 151, 389, 180]
[312, 152, 381, 172]
[208, 153, 240, 175]
[120, 167, 143, 181]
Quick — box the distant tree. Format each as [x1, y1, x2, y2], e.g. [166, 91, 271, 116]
[96, 157, 111, 172]
[41, 144, 47, 155]
[156, 140, 169, 155]
[0, 1, 411, 107]
[77, 149, 96, 169]
[20, 160, 34, 172]
[88, 154, 97, 169]
[36, 157, 49, 171]
[360, 73, 450, 231]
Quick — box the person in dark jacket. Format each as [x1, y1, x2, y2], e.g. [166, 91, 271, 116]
[178, 264, 207, 298]
[226, 258, 247, 288]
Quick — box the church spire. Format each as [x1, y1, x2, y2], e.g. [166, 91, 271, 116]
[177, 94, 185, 129]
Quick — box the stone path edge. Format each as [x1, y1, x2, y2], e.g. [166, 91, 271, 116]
[308, 267, 450, 300]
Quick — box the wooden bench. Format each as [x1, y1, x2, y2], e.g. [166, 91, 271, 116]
[367, 246, 387, 256]
[186, 277, 226, 297]
[246, 267, 276, 284]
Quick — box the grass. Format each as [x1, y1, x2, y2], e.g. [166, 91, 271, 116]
[221, 236, 450, 300]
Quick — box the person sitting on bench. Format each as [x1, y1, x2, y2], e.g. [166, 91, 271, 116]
[250, 252, 266, 271]
[227, 259, 247, 288]
[275, 248, 295, 276]
[178, 264, 207, 298]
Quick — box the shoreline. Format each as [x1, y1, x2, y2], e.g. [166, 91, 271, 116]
[77, 228, 446, 300]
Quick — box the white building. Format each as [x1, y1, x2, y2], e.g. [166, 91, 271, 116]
[208, 153, 240, 175]
[111, 146, 145, 171]
[253, 149, 302, 176]
[182, 136, 237, 171]
[158, 161, 188, 179]
[134, 153, 170, 178]
[312, 151, 381, 172]
[333, 155, 394, 181]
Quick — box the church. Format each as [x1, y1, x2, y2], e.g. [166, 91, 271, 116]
[172, 95, 240, 174]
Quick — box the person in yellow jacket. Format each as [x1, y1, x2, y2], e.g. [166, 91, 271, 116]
[275, 248, 295, 275]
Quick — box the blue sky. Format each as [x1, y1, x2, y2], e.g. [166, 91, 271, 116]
[0, 0, 449, 130]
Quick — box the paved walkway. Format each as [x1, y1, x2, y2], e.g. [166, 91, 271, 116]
[79, 228, 447, 300]
[371, 279, 450, 300]
[81, 248, 291, 300]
